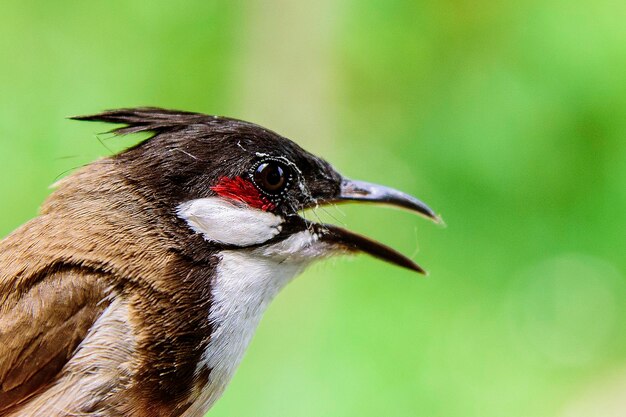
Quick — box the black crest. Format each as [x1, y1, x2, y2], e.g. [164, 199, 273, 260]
[71, 107, 227, 135]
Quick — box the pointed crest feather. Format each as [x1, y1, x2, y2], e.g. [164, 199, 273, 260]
[70, 107, 211, 135]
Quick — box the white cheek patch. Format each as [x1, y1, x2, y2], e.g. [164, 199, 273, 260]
[177, 197, 283, 246]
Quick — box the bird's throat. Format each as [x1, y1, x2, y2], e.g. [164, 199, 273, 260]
[183, 232, 323, 415]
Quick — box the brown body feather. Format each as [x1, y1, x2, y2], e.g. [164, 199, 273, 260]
[0, 160, 216, 416]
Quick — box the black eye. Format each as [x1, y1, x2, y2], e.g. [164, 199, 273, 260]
[253, 160, 291, 195]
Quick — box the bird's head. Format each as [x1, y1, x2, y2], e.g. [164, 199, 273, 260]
[74, 108, 440, 275]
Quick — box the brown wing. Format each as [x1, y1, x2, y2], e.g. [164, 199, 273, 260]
[0, 266, 110, 414]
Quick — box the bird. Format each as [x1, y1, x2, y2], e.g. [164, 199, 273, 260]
[0, 108, 439, 417]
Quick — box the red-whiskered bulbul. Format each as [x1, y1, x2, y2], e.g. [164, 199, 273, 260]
[0, 108, 440, 416]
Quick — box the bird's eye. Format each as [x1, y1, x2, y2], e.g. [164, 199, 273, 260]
[253, 160, 291, 195]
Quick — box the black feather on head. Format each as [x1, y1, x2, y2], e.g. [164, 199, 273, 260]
[72, 107, 342, 217]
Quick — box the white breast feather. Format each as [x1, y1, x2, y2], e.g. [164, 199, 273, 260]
[181, 230, 331, 416]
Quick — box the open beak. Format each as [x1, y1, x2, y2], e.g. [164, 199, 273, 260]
[314, 179, 440, 274]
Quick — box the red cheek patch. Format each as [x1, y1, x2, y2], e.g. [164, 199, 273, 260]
[210, 176, 275, 211]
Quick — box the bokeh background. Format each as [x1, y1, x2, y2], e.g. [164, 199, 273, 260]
[1, 1, 625, 416]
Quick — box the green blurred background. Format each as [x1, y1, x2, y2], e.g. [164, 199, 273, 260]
[1, 1, 625, 416]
